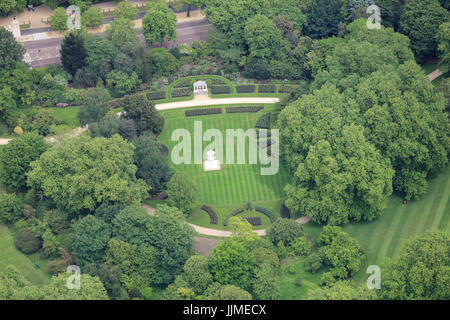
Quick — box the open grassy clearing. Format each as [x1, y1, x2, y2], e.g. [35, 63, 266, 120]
[279, 256, 327, 300]
[157, 104, 291, 228]
[0, 224, 50, 286]
[302, 164, 450, 285]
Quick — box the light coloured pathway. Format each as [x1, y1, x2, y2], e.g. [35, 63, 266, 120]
[155, 96, 280, 110]
[428, 69, 444, 81]
[141, 204, 310, 238]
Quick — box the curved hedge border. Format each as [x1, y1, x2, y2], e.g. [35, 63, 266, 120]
[255, 206, 276, 222]
[201, 205, 218, 225]
[255, 113, 271, 129]
[223, 207, 245, 226]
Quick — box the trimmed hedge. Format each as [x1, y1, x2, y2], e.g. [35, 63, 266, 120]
[255, 206, 276, 222]
[279, 85, 295, 93]
[246, 217, 262, 226]
[236, 85, 256, 93]
[185, 108, 223, 117]
[223, 207, 245, 226]
[255, 113, 271, 129]
[281, 203, 291, 219]
[211, 78, 227, 85]
[174, 79, 191, 88]
[226, 106, 264, 113]
[258, 84, 276, 93]
[211, 85, 231, 94]
[171, 88, 191, 98]
[147, 91, 166, 101]
[201, 205, 218, 225]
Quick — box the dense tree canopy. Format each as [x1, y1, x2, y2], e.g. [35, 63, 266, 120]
[132, 132, 173, 194]
[0, 28, 25, 71]
[27, 135, 149, 214]
[381, 229, 449, 300]
[209, 238, 255, 291]
[0, 132, 47, 191]
[142, 1, 177, 46]
[399, 0, 449, 61]
[166, 172, 198, 215]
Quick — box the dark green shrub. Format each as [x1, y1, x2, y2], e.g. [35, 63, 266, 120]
[147, 91, 167, 100]
[211, 85, 231, 94]
[258, 84, 276, 93]
[185, 108, 222, 117]
[226, 106, 263, 113]
[255, 206, 276, 222]
[201, 205, 218, 225]
[171, 88, 191, 98]
[236, 85, 256, 93]
[15, 228, 42, 254]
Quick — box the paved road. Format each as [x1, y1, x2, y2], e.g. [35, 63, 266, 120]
[22, 19, 213, 68]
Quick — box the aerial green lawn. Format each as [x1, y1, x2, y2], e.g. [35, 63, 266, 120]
[279, 256, 326, 300]
[0, 224, 50, 286]
[303, 164, 450, 285]
[157, 104, 291, 229]
[49, 106, 81, 128]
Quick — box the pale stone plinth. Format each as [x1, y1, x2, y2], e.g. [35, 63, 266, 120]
[203, 150, 221, 171]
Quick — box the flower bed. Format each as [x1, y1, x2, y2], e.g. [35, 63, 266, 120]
[255, 113, 271, 129]
[255, 206, 276, 222]
[171, 87, 191, 98]
[258, 84, 276, 93]
[201, 205, 218, 225]
[185, 108, 223, 117]
[211, 85, 231, 94]
[236, 85, 256, 93]
[223, 207, 245, 226]
[246, 217, 262, 226]
[147, 91, 167, 101]
[226, 106, 264, 113]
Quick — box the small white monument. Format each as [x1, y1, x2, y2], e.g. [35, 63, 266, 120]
[203, 150, 221, 171]
[9, 17, 21, 38]
[193, 80, 208, 95]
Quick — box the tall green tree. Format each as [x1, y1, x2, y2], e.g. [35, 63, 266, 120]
[244, 14, 282, 60]
[106, 17, 139, 49]
[77, 86, 111, 126]
[61, 29, 87, 76]
[27, 135, 149, 214]
[132, 132, 173, 194]
[0, 27, 25, 71]
[399, 0, 450, 61]
[437, 22, 450, 71]
[0, 132, 47, 191]
[381, 229, 449, 300]
[166, 172, 198, 215]
[303, 0, 342, 39]
[142, 1, 177, 46]
[114, 0, 138, 21]
[73, 215, 111, 268]
[50, 7, 69, 31]
[209, 238, 255, 291]
[121, 93, 164, 134]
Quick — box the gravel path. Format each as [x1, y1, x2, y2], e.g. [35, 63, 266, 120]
[155, 97, 280, 110]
